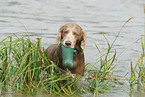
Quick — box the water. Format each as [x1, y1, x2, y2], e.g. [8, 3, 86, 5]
[0, 0, 144, 96]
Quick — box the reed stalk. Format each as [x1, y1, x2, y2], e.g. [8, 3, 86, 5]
[0, 34, 80, 96]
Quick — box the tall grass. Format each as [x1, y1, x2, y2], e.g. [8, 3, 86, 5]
[85, 33, 121, 96]
[0, 34, 81, 96]
[85, 17, 134, 96]
[126, 39, 145, 92]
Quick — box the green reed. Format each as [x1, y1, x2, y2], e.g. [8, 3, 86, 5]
[85, 17, 134, 96]
[126, 39, 145, 92]
[0, 34, 81, 96]
[85, 33, 119, 96]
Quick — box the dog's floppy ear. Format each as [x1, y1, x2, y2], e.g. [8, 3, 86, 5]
[81, 29, 86, 50]
[57, 25, 64, 45]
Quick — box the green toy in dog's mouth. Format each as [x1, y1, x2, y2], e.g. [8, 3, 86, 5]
[61, 40, 76, 69]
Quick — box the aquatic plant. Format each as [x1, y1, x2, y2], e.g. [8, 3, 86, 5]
[85, 33, 122, 96]
[126, 39, 145, 93]
[85, 17, 134, 96]
[0, 34, 81, 96]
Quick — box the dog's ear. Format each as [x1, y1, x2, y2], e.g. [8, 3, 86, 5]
[81, 29, 86, 50]
[57, 25, 64, 45]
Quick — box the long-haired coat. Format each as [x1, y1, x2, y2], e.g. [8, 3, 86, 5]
[45, 22, 86, 77]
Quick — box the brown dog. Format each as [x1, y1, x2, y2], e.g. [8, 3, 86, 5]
[45, 22, 86, 77]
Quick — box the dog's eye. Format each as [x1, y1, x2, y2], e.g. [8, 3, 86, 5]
[73, 32, 78, 36]
[63, 31, 68, 34]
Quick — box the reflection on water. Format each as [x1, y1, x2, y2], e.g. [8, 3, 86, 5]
[0, 0, 144, 97]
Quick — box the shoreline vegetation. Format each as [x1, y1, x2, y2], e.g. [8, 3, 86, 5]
[0, 18, 144, 96]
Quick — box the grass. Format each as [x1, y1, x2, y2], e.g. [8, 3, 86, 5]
[0, 34, 81, 96]
[0, 17, 144, 96]
[85, 33, 124, 96]
[85, 17, 137, 96]
[126, 39, 145, 92]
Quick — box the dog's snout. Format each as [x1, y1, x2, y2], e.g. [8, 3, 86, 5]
[65, 41, 71, 46]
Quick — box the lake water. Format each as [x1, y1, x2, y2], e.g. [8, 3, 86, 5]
[0, 0, 144, 97]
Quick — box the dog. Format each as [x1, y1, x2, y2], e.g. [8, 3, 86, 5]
[44, 22, 86, 77]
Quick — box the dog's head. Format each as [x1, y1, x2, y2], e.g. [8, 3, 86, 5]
[57, 22, 86, 51]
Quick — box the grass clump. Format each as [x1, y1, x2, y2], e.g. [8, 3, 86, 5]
[85, 33, 121, 96]
[0, 34, 81, 96]
[126, 39, 145, 92]
[85, 17, 134, 96]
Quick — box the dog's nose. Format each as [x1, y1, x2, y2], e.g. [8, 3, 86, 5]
[65, 41, 71, 46]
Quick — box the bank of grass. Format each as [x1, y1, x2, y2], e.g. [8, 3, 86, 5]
[0, 34, 81, 96]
